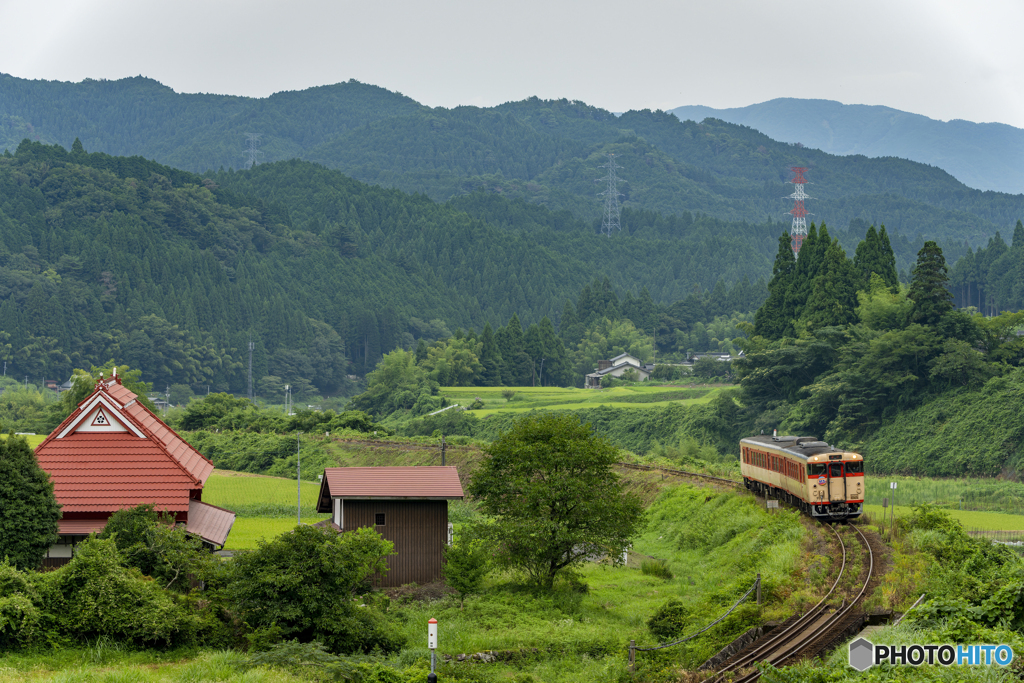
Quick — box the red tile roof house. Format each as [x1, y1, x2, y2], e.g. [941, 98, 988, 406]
[314, 466, 464, 586]
[34, 371, 235, 567]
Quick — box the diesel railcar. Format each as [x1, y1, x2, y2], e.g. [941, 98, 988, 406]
[740, 434, 864, 520]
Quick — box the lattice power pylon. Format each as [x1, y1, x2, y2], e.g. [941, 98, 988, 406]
[245, 133, 263, 169]
[598, 153, 623, 237]
[785, 167, 813, 253]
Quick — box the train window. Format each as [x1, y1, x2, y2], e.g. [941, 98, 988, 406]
[829, 463, 843, 477]
[846, 461, 863, 474]
[808, 463, 827, 476]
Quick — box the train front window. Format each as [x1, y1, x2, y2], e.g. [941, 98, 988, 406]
[829, 463, 843, 477]
[845, 461, 863, 474]
[808, 463, 826, 476]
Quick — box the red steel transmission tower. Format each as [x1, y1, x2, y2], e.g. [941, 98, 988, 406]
[785, 167, 813, 253]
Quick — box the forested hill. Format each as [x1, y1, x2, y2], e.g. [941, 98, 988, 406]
[669, 98, 1024, 195]
[2, 74, 1021, 250]
[0, 140, 773, 394]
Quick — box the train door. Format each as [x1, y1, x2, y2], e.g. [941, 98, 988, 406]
[827, 461, 847, 502]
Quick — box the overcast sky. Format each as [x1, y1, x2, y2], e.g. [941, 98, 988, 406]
[2, 0, 1022, 128]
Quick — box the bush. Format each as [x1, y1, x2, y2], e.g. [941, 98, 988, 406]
[641, 559, 673, 580]
[647, 598, 689, 641]
[228, 525, 404, 654]
[37, 537, 198, 646]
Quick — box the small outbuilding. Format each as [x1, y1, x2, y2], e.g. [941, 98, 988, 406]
[315, 466, 464, 586]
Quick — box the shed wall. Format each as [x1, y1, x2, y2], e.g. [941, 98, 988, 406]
[342, 500, 448, 587]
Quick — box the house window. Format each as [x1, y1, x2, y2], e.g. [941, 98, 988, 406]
[375, 513, 385, 526]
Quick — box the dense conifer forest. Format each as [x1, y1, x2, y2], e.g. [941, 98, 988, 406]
[3, 74, 1022, 255]
[0, 139, 773, 409]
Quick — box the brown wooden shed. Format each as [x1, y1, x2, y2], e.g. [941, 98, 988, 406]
[315, 466, 464, 587]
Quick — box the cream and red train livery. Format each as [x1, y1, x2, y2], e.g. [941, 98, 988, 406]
[740, 434, 864, 520]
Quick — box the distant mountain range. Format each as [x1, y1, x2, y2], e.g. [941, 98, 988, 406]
[669, 99, 1024, 195]
[2, 74, 1022, 251]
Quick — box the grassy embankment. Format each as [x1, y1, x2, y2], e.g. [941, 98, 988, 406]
[440, 384, 723, 418]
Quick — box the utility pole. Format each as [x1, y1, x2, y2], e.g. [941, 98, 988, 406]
[539, 358, 546, 387]
[247, 339, 254, 402]
[297, 432, 302, 525]
[440, 434, 446, 467]
[598, 153, 623, 237]
[165, 385, 170, 415]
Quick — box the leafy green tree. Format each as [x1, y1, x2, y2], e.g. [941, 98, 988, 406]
[468, 414, 645, 589]
[228, 525, 402, 654]
[348, 348, 432, 417]
[908, 241, 953, 327]
[420, 337, 483, 386]
[855, 273, 912, 331]
[99, 504, 218, 591]
[0, 433, 61, 569]
[443, 532, 490, 609]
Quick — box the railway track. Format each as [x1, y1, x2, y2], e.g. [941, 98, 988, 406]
[615, 462, 742, 487]
[707, 522, 875, 682]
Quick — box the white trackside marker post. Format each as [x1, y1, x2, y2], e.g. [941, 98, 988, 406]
[428, 618, 438, 680]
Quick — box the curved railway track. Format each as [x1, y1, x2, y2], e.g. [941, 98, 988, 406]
[708, 522, 875, 683]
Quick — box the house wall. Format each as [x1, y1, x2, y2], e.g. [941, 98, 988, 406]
[340, 500, 448, 586]
[606, 365, 650, 381]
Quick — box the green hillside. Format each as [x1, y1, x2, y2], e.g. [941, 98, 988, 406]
[0, 140, 773, 403]
[2, 74, 1021, 255]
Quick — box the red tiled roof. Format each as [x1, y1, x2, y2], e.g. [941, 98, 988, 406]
[35, 377, 216, 515]
[187, 500, 236, 547]
[320, 466, 464, 501]
[58, 519, 108, 535]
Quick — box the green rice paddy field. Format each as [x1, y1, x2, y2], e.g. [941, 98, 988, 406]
[440, 383, 723, 417]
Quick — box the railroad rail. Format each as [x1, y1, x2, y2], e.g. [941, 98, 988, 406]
[615, 462, 742, 487]
[708, 522, 875, 682]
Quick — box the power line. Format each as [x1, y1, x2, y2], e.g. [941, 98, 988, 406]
[598, 153, 623, 237]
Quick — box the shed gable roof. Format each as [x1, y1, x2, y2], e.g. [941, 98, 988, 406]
[318, 466, 464, 509]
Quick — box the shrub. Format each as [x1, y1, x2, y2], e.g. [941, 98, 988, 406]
[647, 598, 689, 641]
[501, 389, 516, 402]
[641, 559, 673, 580]
[38, 537, 197, 646]
[228, 525, 404, 654]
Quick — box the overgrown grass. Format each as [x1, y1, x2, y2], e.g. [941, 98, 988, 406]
[863, 367, 1024, 478]
[865, 504, 1024, 531]
[0, 648, 304, 683]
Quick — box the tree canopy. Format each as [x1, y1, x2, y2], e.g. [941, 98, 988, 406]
[467, 414, 646, 588]
[0, 433, 61, 570]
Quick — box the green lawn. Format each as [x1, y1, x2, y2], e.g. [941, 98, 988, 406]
[441, 384, 724, 418]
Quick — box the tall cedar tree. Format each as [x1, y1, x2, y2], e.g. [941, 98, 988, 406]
[801, 239, 860, 328]
[908, 241, 953, 326]
[786, 224, 830, 320]
[853, 225, 899, 292]
[479, 322, 503, 386]
[754, 232, 797, 339]
[0, 433, 61, 569]
[468, 413, 645, 589]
